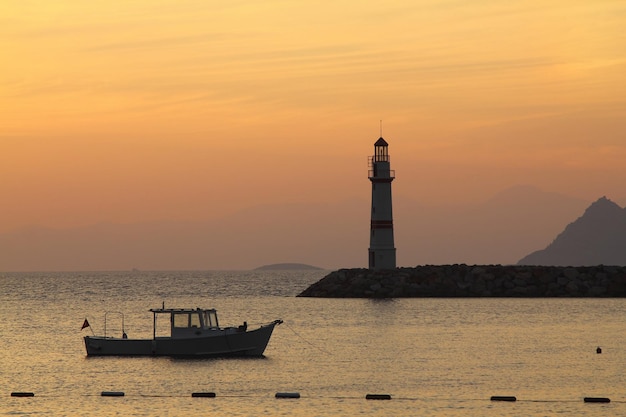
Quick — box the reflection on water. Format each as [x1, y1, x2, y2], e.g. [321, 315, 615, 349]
[1, 271, 625, 416]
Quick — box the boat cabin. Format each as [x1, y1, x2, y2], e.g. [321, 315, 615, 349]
[150, 308, 220, 338]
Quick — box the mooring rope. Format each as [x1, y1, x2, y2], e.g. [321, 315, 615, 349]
[284, 322, 333, 356]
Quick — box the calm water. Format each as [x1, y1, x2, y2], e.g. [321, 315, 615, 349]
[1, 270, 626, 416]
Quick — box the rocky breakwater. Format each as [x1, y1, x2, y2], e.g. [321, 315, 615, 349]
[297, 265, 626, 298]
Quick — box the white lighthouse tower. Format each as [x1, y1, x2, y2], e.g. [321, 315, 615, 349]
[368, 137, 396, 270]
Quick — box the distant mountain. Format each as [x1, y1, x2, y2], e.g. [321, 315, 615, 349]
[395, 185, 589, 265]
[0, 200, 366, 271]
[0, 186, 592, 271]
[518, 197, 626, 266]
[254, 263, 324, 271]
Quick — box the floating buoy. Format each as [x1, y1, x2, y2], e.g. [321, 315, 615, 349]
[275, 392, 300, 399]
[490, 396, 517, 402]
[365, 394, 391, 400]
[596, 347, 602, 354]
[584, 397, 610, 403]
[11, 392, 35, 397]
[101, 391, 125, 397]
[192, 392, 216, 398]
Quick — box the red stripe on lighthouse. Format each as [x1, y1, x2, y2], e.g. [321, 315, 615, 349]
[371, 220, 394, 229]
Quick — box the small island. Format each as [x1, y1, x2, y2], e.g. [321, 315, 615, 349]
[254, 263, 324, 271]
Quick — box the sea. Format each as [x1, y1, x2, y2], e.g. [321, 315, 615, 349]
[1, 270, 625, 416]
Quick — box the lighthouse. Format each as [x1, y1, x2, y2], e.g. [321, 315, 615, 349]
[368, 137, 396, 270]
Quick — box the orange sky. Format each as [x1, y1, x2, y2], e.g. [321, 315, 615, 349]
[1, 0, 625, 234]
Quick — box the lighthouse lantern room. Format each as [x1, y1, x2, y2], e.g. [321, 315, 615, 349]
[368, 137, 396, 270]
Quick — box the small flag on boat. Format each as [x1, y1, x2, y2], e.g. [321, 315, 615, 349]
[81, 319, 90, 330]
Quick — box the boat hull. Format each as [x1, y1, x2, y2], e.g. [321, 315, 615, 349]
[84, 321, 280, 357]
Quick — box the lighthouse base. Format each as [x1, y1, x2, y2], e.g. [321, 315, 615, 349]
[368, 248, 396, 270]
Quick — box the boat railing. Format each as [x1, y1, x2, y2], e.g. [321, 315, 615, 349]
[104, 311, 125, 338]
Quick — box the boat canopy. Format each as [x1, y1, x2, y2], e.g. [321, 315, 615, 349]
[149, 308, 220, 338]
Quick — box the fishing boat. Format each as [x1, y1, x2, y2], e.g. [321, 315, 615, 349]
[83, 306, 282, 357]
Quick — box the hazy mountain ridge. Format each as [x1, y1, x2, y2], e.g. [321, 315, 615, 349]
[518, 197, 626, 266]
[254, 263, 324, 271]
[395, 185, 589, 265]
[0, 186, 592, 271]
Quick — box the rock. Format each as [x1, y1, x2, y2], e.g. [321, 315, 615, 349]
[557, 275, 569, 286]
[588, 286, 606, 296]
[564, 268, 579, 280]
[565, 281, 578, 293]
